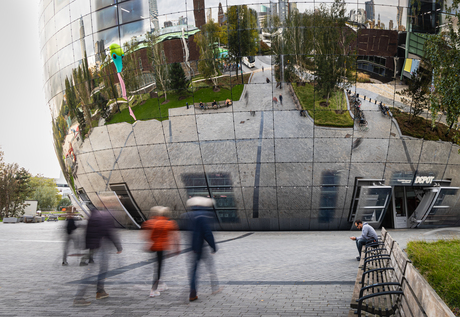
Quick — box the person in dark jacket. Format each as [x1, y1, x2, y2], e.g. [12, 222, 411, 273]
[74, 205, 122, 306]
[62, 208, 78, 266]
[184, 197, 219, 301]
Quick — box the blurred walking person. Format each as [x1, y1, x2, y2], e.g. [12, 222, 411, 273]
[74, 205, 122, 306]
[184, 197, 219, 301]
[62, 208, 78, 266]
[142, 206, 180, 297]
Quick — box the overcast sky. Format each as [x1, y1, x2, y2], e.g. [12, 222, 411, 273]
[0, 1, 61, 179]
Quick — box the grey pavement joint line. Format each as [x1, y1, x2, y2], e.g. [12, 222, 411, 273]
[252, 111, 264, 218]
[68, 232, 254, 284]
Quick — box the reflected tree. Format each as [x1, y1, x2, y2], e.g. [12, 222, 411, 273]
[397, 71, 430, 123]
[195, 20, 222, 89]
[313, 0, 355, 106]
[425, 0, 460, 134]
[146, 31, 170, 100]
[226, 5, 258, 79]
[122, 36, 142, 93]
[72, 54, 93, 130]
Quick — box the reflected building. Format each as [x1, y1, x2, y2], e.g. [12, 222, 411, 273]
[365, 0, 375, 22]
[39, 0, 460, 231]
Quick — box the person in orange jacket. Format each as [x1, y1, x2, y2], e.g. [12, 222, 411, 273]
[142, 206, 180, 297]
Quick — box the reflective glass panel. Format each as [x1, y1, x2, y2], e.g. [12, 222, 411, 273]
[118, 0, 148, 25]
[93, 6, 118, 31]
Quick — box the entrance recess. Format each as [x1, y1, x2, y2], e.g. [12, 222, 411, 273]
[409, 186, 459, 228]
[349, 179, 392, 229]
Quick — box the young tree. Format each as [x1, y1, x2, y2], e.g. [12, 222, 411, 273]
[425, 0, 460, 133]
[146, 31, 170, 100]
[283, 11, 315, 73]
[195, 20, 222, 89]
[226, 5, 259, 78]
[97, 53, 120, 113]
[169, 62, 188, 92]
[65, 76, 78, 119]
[72, 59, 93, 130]
[397, 71, 430, 123]
[313, 1, 354, 107]
[122, 36, 142, 93]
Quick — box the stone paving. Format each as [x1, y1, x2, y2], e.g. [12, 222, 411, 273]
[1, 221, 458, 316]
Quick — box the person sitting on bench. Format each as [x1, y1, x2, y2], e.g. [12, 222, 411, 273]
[350, 219, 378, 261]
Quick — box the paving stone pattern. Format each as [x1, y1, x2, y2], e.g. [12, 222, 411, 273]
[1, 222, 456, 316]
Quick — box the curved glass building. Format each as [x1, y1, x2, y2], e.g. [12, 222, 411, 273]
[39, 0, 460, 230]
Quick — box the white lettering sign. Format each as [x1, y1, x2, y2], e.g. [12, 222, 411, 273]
[414, 176, 435, 185]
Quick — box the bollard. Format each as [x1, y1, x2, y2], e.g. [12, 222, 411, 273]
[364, 96, 366, 100]
[369, 98, 372, 102]
[375, 100, 377, 104]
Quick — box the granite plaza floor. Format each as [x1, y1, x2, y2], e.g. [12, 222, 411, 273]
[0, 221, 458, 317]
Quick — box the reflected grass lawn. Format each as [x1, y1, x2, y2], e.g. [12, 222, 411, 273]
[406, 239, 460, 315]
[292, 83, 353, 128]
[107, 85, 244, 124]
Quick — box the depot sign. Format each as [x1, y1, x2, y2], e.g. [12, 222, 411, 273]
[414, 176, 435, 185]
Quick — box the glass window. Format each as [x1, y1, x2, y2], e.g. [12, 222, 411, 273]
[60, 64, 75, 84]
[118, 0, 148, 25]
[50, 72, 63, 98]
[56, 25, 72, 51]
[70, 0, 91, 22]
[43, 60, 50, 82]
[44, 1, 55, 24]
[91, 0, 116, 11]
[44, 18, 56, 43]
[40, 31, 48, 58]
[48, 52, 61, 78]
[70, 15, 93, 44]
[54, 4, 71, 31]
[84, 34, 95, 57]
[72, 40, 83, 63]
[120, 20, 149, 44]
[55, 0, 70, 13]
[94, 27, 119, 51]
[93, 6, 118, 32]
[59, 44, 75, 68]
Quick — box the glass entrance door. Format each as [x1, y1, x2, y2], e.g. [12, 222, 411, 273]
[392, 187, 407, 229]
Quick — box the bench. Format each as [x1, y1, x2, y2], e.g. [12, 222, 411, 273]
[350, 228, 405, 317]
[3, 217, 18, 223]
[194, 100, 232, 110]
[47, 215, 59, 222]
[349, 227, 456, 317]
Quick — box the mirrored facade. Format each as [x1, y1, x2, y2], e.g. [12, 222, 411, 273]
[39, 0, 460, 230]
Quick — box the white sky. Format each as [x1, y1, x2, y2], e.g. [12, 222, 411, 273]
[0, 1, 61, 179]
